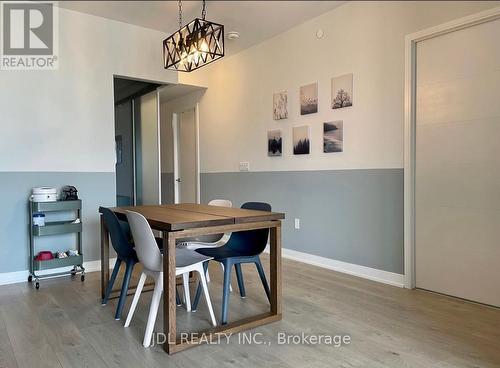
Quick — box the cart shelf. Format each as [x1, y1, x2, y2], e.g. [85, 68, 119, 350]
[34, 254, 83, 271]
[31, 200, 81, 212]
[33, 221, 82, 236]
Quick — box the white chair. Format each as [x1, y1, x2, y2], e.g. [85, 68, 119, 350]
[207, 198, 232, 208]
[179, 199, 232, 290]
[184, 199, 233, 250]
[124, 210, 217, 348]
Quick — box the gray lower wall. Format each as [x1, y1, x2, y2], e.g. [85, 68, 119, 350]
[201, 169, 404, 274]
[0, 169, 403, 275]
[0, 172, 115, 273]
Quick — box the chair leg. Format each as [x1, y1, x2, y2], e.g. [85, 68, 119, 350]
[234, 263, 246, 298]
[255, 257, 271, 303]
[191, 261, 209, 311]
[102, 259, 121, 305]
[115, 260, 134, 320]
[220, 263, 232, 292]
[143, 276, 163, 348]
[176, 287, 182, 306]
[196, 263, 217, 326]
[205, 269, 211, 282]
[124, 272, 146, 327]
[182, 272, 191, 312]
[221, 259, 232, 325]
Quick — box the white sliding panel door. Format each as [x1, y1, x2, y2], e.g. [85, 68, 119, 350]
[415, 17, 500, 307]
[135, 90, 161, 205]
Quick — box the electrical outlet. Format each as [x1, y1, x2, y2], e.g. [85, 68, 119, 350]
[294, 218, 300, 229]
[239, 161, 250, 172]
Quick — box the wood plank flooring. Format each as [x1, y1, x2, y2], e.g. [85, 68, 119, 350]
[0, 256, 499, 368]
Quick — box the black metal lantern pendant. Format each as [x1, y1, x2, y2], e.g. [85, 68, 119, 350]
[163, 0, 224, 72]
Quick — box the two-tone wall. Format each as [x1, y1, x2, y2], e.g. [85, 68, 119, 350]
[181, 1, 499, 281]
[2, 1, 498, 284]
[0, 7, 176, 280]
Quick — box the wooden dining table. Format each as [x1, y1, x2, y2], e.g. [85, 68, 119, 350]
[99, 203, 285, 354]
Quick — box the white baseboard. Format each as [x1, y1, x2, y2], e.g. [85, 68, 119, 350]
[2, 249, 405, 289]
[0, 258, 117, 286]
[265, 247, 405, 288]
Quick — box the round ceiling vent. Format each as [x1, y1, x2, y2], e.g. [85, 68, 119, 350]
[227, 31, 240, 40]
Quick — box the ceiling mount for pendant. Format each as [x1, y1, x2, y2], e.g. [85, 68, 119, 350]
[163, 0, 225, 72]
[227, 31, 240, 40]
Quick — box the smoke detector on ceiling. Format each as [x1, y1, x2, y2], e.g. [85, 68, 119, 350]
[227, 31, 240, 40]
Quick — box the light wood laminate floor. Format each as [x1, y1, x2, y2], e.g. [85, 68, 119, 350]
[0, 256, 499, 368]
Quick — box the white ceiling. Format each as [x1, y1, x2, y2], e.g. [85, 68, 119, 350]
[58, 1, 344, 56]
[159, 83, 205, 101]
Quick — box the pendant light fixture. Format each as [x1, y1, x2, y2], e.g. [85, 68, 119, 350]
[163, 0, 224, 72]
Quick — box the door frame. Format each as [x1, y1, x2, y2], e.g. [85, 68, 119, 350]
[172, 103, 201, 204]
[155, 88, 162, 205]
[403, 7, 500, 289]
[112, 78, 164, 207]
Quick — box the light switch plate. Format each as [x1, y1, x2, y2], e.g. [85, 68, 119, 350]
[239, 161, 250, 172]
[294, 218, 300, 229]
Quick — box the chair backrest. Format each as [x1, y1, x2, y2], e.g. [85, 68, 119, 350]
[242, 202, 271, 212]
[188, 198, 233, 243]
[208, 199, 232, 208]
[125, 210, 163, 272]
[99, 207, 135, 259]
[225, 202, 272, 256]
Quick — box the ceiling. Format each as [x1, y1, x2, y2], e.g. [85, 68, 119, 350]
[114, 77, 161, 103]
[114, 77, 203, 103]
[58, 1, 344, 56]
[159, 83, 205, 101]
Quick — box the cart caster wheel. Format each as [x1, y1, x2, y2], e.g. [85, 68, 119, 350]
[35, 282, 40, 290]
[28, 275, 33, 283]
[81, 274, 85, 282]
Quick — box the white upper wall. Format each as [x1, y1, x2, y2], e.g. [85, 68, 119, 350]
[181, 1, 499, 173]
[0, 7, 176, 173]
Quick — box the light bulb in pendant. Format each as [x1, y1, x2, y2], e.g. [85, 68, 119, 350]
[200, 39, 209, 53]
[193, 51, 200, 64]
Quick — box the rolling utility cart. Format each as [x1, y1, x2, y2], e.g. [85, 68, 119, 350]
[28, 200, 85, 289]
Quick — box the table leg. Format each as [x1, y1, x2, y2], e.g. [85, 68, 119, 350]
[270, 223, 282, 315]
[154, 220, 282, 354]
[163, 231, 177, 354]
[100, 215, 110, 300]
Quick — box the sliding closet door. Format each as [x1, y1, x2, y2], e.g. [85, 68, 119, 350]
[134, 90, 161, 205]
[415, 18, 500, 307]
[115, 100, 135, 206]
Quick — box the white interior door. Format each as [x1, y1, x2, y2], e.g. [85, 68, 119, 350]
[415, 17, 500, 307]
[174, 108, 198, 203]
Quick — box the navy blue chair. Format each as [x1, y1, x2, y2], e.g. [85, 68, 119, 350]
[191, 202, 271, 325]
[100, 207, 139, 320]
[99, 207, 181, 320]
